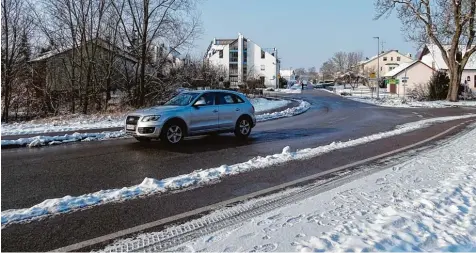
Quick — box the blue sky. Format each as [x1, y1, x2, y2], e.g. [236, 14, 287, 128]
[190, 0, 418, 70]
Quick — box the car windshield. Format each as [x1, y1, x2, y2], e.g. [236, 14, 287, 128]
[164, 92, 199, 106]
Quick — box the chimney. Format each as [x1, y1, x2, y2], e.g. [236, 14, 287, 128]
[366, 57, 369, 60]
[396, 50, 399, 52]
[381, 51, 385, 54]
[213, 37, 216, 45]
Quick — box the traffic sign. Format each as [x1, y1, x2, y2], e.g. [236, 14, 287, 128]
[402, 79, 408, 83]
[369, 72, 376, 78]
[401, 77, 409, 80]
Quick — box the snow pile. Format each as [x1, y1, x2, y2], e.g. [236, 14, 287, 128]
[167, 124, 476, 252]
[352, 96, 476, 108]
[2, 114, 474, 226]
[251, 98, 291, 113]
[1, 114, 127, 136]
[1, 98, 293, 136]
[257, 100, 311, 122]
[1, 131, 127, 148]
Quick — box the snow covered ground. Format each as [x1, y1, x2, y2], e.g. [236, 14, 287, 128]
[0, 100, 310, 148]
[2, 114, 474, 226]
[106, 120, 476, 252]
[351, 96, 476, 108]
[0, 98, 292, 136]
[331, 84, 476, 108]
[264, 84, 303, 94]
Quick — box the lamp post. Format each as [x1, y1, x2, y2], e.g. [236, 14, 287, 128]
[373, 36, 380, 99]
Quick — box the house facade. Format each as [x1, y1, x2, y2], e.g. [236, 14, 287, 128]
[357, 50, 414, 77]
[205, 33, 280, 88]
[419, 44, 476, 92]
[384, 61, 435, 96]
[279, 69, 296, 81]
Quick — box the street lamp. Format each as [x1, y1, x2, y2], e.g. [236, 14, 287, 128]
[373, 36, 380, 99]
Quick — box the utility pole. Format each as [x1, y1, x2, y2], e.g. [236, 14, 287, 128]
[373, 36, 380, 99]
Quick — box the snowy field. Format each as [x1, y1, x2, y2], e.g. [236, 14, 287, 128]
[2, 114, 474, 226]
[331, 84, 476, 108]
[0, 98, 291, 136]
[106, 121, 476, 252]
[0, 100, 310, 148]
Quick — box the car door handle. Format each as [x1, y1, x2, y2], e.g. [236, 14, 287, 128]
[213, 109, 218, 113]
[235, 108, 240, 111]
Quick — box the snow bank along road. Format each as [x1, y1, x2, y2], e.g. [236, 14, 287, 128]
[2, 90, 476, 251]
[1, 98, 309, 148]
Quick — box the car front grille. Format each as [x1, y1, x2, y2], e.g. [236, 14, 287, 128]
[126, 116, 140, 125]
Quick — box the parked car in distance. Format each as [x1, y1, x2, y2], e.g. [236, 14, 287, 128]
[125, 90, 257, 144]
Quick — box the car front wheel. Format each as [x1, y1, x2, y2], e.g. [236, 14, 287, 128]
[161, 122, 184, 145]
[234, 117, 252, 139]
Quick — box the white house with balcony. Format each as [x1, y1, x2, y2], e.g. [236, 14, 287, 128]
[204, 33, 280, 89]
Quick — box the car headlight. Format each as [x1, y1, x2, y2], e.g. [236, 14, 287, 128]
[141, 115, 161, 122]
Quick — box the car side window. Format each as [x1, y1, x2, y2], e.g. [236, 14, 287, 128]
[197, 93, 215, 106]
[216, 93, 236, 105]
[233, 94, 244, 103]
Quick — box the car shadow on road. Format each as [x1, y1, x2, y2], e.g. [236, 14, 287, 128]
[126, 127, 338, 154]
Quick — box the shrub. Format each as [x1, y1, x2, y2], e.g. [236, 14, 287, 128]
[428, 71, 449, 100]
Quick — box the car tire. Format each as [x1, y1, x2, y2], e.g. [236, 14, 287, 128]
[161, 121, 184, 145]
[135, 137, 151, 142]
[234, 116, 252, 139]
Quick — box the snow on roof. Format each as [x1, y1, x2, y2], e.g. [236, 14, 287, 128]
[280, 69, 294, 76]
[423, 44, 476, 70]
[384, 61, 417, 77]
[360, 50, 412, 65]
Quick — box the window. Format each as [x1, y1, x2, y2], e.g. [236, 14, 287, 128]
[391, 57, 393, 61]
[260, 76, 265, 85]
[261, 50, 265, 59]
[383, 57, 387, 61]
[474, 75, 476, 87]
[219, 50, 223, 58]
[380, 67, 383, 71]
[397, 57, 401, 61]
[195, 93, 215, 106]
[216, 93, 244, 104]
[261, 65, 265, 70]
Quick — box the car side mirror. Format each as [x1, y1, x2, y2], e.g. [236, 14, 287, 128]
[193, 100, 206, 107]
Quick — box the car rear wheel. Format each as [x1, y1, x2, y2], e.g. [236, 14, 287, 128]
[161, 122, 184, 145]
[234, 117, 252, 139]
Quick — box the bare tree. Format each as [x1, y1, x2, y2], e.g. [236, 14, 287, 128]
[375, 0, 476, 101]
[346, 51, 364, 71]
[320, 60, 336, 80]
[331, 51, 348, 73]
[1, 0, 34, 122]
[112, 0, 201, 107]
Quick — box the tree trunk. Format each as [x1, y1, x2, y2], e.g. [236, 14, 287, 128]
[447, 67, 462, 101]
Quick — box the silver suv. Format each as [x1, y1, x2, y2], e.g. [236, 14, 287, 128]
[125, 90, 257, 144]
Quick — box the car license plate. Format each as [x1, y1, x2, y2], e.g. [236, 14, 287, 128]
[126, 124, 135, 130]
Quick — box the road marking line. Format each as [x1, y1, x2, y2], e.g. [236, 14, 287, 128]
[53, 119, 474, 252]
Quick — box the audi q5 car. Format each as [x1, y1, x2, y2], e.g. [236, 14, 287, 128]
[125, 90, 256, 144]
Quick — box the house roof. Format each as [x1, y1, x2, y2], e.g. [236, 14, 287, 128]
[30, 38, 138, 63]
[420, 44, 476, 70]
[280, 69, 294, 76]
[359, 50, 412, 65]
[384, 60, 433, 77]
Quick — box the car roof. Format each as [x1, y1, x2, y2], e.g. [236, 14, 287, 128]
[184, 89, 244, 95]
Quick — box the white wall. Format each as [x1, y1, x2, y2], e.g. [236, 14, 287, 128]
[462, 70, 476, 92]
[363, 51, 413, 77]
[207, 44, 230, 76]
[247, 40, 278, 88]
[389, 62, 434, 96]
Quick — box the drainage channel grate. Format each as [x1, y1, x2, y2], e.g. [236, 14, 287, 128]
[100, 170, 357, 252]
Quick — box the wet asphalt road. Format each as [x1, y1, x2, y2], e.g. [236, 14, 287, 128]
[2, 89, 476, 251]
